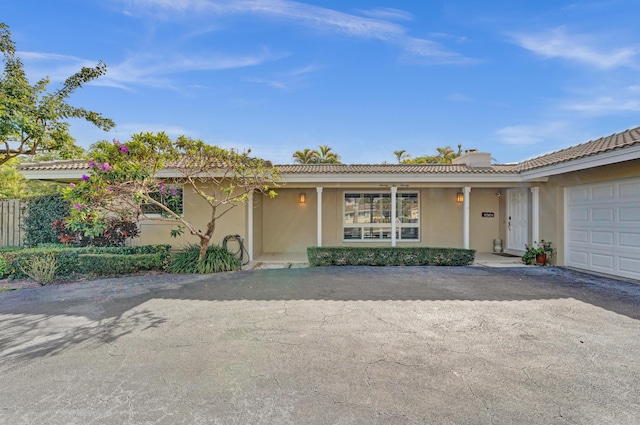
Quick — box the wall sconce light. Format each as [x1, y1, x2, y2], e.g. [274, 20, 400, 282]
[299, 192, 306, 204]
[456, 192, 464, 203]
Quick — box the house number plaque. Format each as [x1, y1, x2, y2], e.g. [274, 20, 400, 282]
[482, 212, 495, 218]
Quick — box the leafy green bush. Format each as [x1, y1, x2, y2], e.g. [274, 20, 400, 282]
[0, 244, 172, 279]
[78, 253, 165, 275]
[307, 246, 476, 267]
[0, 256, 8, 278]
[21, 252, 57, 285]
[0, 246, 22, 253]
[170, 244, 240, 274]
[1, 246, 81, 279]
[21, 193, 70, 247]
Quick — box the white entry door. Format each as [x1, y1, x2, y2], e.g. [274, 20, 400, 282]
[507, 189, 528, 252]
[565, 177, 640, 280]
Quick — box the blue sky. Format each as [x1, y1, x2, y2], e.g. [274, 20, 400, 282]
[2, 0, 639, 164]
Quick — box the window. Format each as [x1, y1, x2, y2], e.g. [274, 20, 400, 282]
[343, 192, 419, 241]
[143, 184, 184, 216]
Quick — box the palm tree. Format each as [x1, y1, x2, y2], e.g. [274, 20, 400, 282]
[316, 145, 341, 164]
[393, 150, 407, 164]
[292, 148, 319, 164]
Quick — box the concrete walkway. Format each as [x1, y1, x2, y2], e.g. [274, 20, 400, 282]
[1, 266, 639, 424]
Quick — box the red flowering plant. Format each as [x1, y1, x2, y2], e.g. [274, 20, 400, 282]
[63, 132, 280, 261]
[522, 240, 555, 265]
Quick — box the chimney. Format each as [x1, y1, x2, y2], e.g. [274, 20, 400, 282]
[452, 149, 492, 168]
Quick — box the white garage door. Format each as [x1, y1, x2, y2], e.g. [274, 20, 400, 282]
[566, 177, 640, 281]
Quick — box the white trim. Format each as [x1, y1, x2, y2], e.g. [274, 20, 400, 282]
[520, 144, 640, 180]
[342, 190, 420, 243]
[391, 186, 397, 247]
[143, 184, 185, 218]
[316, 187, 323, 247]
[463, 187, 471, 249]
[530, 187, 540, 244]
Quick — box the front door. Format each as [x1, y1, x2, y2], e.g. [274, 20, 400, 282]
[507, 189, 528, 252]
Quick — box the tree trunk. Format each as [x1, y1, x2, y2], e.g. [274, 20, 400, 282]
[198, 236, 211, 263]
[197, 214, 216, 263]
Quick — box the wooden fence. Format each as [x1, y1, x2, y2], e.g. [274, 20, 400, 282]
[0, 199, 24, 247]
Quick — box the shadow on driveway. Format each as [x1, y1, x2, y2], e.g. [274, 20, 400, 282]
[1, 266, 639, 366]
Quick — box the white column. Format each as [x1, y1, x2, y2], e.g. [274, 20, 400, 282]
[530, 186, 540, 243]
[316, 187, 323, 247]
[463, 186, 471, 249]
[247, 191, 254, 261]
[391, 186, 397, 247]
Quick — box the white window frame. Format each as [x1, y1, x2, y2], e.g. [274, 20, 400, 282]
[143, 183, 184, 218]
[342, 191, 420, 242]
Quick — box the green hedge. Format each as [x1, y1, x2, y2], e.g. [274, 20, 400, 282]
[307, 246, 476, 267]
[21, 194, 69, 247]
[78, 253, 165, 275]
[0, 245, 171, 279]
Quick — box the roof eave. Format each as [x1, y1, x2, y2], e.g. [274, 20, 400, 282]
[520, 144, 640, 181]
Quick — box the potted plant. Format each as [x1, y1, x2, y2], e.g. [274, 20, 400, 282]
[522, 240, 555, 265]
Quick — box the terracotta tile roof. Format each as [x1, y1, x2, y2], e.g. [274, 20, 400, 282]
[17, 126, 640, 175]
[518, 126, 640, 171]
[18, 160, 519, 174]
[276, 164, 519, 174]
[18, 159, 89, 171]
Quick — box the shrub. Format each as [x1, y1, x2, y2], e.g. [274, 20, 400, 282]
[1, 246, 80, 279]
[170, 245, 240, 274]
[21, 252, 58, 285]
[22, 193, 70, 247]
[78, 253, 165, 275]
[53, 217, 140, 247]
[0, 256, 8, 278]
[0, 246, 22, 253]
[307, 246, 476, 267]
[0, 244, 172, 279]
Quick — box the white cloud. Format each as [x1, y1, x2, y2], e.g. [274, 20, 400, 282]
[121, 0, 472, 64]
[496, 122, 569, 146]
[561, 96, 640, 115]
[20, 48, 282, 90]
[109, 123, 199, 139]
[510, 27, 637, 69]
[358, 8, 413, 22]
[247, 62, 319, 90]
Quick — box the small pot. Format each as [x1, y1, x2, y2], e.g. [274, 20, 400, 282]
[493, 238, 503, 253]
[536, 253, 547, 265]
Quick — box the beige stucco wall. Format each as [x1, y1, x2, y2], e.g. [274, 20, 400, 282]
[135, 182, 247, 250]
[469, 188, 501, 252]
[261, 189, 317, 255]
[252, 194, 264, 258]
[257, 187, 503, 257]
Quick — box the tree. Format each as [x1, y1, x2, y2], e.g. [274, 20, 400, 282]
[0, 158, 62, 199]
[0, 22, 114, 166]
[292, 148, 319, 164]
[292, 145, 341, 164]
[316, 145, 341, 164]
[393, 149, 407, 164]
[64, 133, 280, 261]
[397, 145, 462, 164]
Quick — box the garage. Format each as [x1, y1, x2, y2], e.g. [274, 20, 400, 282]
[565, 177, 640, 280]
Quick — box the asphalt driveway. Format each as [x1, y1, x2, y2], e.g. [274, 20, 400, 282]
[1, 266, 639, 424]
